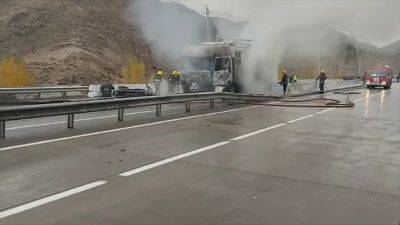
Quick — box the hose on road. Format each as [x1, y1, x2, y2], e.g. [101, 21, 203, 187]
[234, 92, 362, 108]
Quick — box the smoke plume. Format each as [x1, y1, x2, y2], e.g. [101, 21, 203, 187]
[127, 0, 400, 94]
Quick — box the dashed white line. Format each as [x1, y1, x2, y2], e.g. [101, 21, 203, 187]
[0, 180, 107, 219]
[230, 123, 286, 141]
[314, 108, 334, 115]
[287, 114, 314, 123]
[0, 106, 260, 152]
[119, 141, 231, 176]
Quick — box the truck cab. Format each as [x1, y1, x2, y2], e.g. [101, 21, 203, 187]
[181, 40, 250, 93]
[365, 67, 393, 89]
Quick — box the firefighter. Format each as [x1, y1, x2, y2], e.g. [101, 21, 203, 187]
[293, 74, 299, 83]
[280, 70, 289, 95]
[316, 69, 327, 94]
[154, 70, 164, 95]
[168, 70, 181, 95]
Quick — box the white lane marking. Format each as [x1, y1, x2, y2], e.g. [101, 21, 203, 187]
[4, 90, 357, 130]
[0, 106, 260, 152]
[287, 114, 314, 123]
[353, 91, 383, 102]
[119, 141, 231, 176]
[118, 89, 385, 178]
[230, 123, 286, 141]
[6, 106, 201, 130]
[0, 88, 381, 218]
[314, 109, 334, 115]
[0, 181, 107, 219]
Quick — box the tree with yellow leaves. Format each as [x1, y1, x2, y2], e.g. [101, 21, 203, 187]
[122, 57, 147, 84]
[0, 57, 35, 87]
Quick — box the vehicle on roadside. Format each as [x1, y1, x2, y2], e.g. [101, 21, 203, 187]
[181, 40, 251, 93]
[364, 67, 393, 89]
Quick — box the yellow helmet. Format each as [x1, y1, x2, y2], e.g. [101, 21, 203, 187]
[157, 70, 164, 76]
[173, 70, 181, 77]
[320, 69, 325, 73]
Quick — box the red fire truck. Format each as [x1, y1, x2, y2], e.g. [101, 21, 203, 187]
[365, 67, 393, 89]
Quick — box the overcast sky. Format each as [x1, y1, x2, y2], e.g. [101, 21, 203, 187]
[166, 0, 400, 47]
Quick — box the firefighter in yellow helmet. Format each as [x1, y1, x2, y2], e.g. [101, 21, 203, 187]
[168, 70, 182, 95]
[154, 70, 164, 95]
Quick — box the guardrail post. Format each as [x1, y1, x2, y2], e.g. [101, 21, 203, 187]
[185, 101, 191, 112]
[118, 108, 124, 121]
[210, 99, 215, 109]
[156, 104, 162, 117]
[67, 114, 75, 128]
[0, 121, 5, 138]
[61, 92, 67, 98]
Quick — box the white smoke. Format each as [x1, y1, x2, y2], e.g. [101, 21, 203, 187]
[128, 0, 400, 94]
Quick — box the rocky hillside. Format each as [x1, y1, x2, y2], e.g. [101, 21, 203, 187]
[0, 0, 397, 85]
[0, 0, 159, 85]
[0, 0, 242, 86]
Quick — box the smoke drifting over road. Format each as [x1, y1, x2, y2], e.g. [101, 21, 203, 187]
[128, 0, 399, 94]
[235, 0, 400, 93]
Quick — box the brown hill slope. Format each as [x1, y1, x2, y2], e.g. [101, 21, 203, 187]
[0, 0, 159, 85]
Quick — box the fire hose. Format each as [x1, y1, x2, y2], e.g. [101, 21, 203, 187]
[234, 92, 361, 108]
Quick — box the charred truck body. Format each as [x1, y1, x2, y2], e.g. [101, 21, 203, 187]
[181, 40, 251, 93]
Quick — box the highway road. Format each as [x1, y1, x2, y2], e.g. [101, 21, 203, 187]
[0, 84, 399, 225]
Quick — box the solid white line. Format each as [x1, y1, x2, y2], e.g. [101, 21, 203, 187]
[6, 106, 195, 130]
[230, 123, 286, 141]
[119, 141, 231, 176]
[0, 106, 260, 152]
[287, 114, 314, 123]
[0, 180, 107, 219]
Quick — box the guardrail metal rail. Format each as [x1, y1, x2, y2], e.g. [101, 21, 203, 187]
[0, 86, 89, 100]
[0, 92, 275, 138]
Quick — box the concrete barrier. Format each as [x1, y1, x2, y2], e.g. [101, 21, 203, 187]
[287, 80, 363, 96]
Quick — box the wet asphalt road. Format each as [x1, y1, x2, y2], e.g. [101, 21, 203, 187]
[0, 85, 399, 225]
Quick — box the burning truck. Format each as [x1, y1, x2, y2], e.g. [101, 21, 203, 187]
[181, 40, 251, 93]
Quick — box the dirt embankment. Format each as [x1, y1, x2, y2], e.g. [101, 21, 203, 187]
[0, 0, 163, 85]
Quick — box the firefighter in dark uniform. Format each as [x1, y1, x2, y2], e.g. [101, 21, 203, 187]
[316, 69, 327, 94]
[280, 70, 289, 95]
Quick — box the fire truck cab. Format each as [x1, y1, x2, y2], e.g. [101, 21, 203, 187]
[365, 67, 393, 89]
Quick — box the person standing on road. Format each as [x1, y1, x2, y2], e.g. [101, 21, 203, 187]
[172, 70, 181, 93]
[293, 74, 298, 83]
[154, 70, 164, 95]
[280, 70, 289, 95]
[316, 69, 327, 94]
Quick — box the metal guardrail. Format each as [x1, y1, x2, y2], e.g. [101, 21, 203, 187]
[0, 86, 89, 100]
[0, 92, 275, 138]
[0, 86, 89, 94]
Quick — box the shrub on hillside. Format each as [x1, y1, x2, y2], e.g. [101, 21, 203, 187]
[0, 57, 36, 87]
[122, 57, 147, 84]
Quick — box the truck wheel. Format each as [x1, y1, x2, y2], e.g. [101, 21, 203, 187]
[384, 86, 391, 90]
[367, 85, 371, 89]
